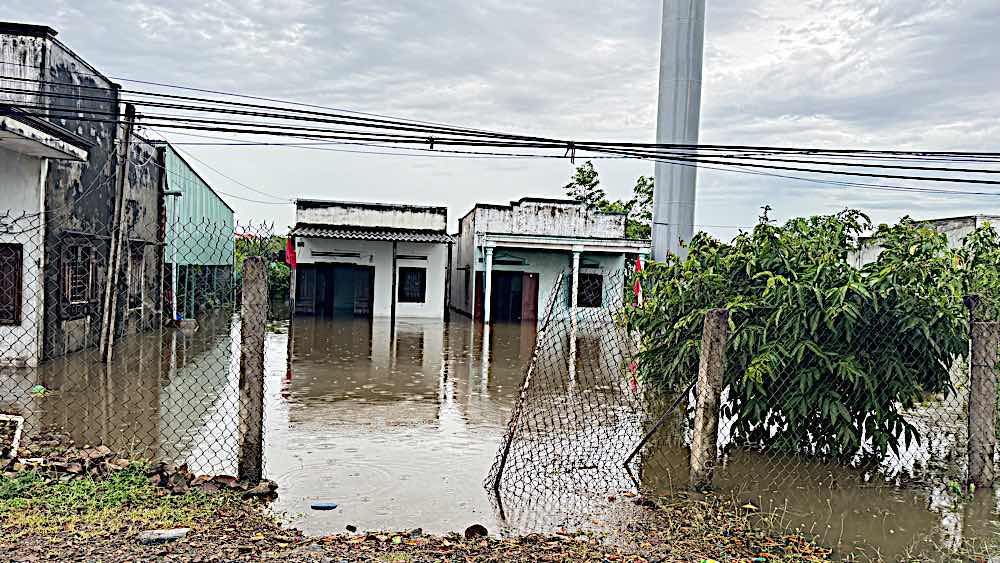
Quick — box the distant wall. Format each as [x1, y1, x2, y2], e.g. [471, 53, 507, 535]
[473, 199, 626, 239]
[296, 201, 447, 232]
[852, 216, 1000, 268]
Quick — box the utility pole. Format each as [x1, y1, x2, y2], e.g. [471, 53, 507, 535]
[651, 0, 706, 260]
[100, 103, 136, 363]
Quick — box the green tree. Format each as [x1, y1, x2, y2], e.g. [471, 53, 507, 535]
[626, 209, 1000, 462]
[563, 161, 653, 240]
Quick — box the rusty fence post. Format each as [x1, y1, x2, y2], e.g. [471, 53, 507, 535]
[690, 308, 729, 490]
[969, 319, 999, 488]
[238, 257, 267, 483]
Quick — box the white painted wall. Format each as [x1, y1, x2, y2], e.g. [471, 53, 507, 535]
[297, 236, 448, 319]
[450, 244, 627, 319]
[296, 201, 447, 232]
[851, 216, 1000, 268]
[0, 147, 44, 366]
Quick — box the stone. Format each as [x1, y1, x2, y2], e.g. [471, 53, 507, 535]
[212, 475, 240, 489]
[137, 528, 190, 545]
[345, 525, 357, 533]
[464, 524, 488, 539]
[243, 480, 278, 498]
[197, 482, 222, 494]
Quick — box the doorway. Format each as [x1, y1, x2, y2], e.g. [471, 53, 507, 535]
[474, 271, 539, 323]
[295, 264, 375, 317]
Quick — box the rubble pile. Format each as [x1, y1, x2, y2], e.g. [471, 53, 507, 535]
[1, 431, 277, 499]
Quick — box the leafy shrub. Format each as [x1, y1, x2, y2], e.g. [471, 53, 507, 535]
[626, 209, 1000, 462]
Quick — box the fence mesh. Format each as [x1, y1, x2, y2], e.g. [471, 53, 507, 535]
[0, 209, 277, 479]
[487, 266, 993, 548]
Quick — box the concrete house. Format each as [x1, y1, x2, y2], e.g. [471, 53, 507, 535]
[0, 22, 164, 366]
[852, 214, 1000, 268]
[450, 197, 650, 324]
[289, 199, 453, 320]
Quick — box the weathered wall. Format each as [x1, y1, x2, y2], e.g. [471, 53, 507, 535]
[851, 215, 1000, 268]
[0, 28, 164, 359]
[296, 200, 448, 232]
[296, 237, 449, 319]
[473, 199, 626, 239]
[0, 147, 45, 366]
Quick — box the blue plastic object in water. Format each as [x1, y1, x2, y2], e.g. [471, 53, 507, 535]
[310, 502, 338, 511]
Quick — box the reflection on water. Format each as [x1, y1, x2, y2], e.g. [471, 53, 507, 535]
[3, 311, 1000, 557]
[265, 317, 532, 535]
[0, 309, 242, 475]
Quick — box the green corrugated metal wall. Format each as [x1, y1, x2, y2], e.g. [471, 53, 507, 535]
[163, 144, 235, 266]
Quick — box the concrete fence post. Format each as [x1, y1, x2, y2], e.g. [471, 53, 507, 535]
[238, 257, 267, 483]
[690, 308, 729, 490]
[969, 320, 999, 488]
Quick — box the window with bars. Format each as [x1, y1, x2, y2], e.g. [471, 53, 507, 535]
[64, 244, 94, 305]
[128, 242, 145, 310]
[398, 267, 427, 304]
[0, 244, 22, 325]
[576, 273, 604, 308]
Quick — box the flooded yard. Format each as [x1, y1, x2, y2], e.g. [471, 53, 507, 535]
[3, 312, 1000, 559]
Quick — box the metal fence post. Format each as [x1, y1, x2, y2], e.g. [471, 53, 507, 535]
[238, 256, 267, 483]
[969, 319, 999, 488]
[690, 308, 728, 490]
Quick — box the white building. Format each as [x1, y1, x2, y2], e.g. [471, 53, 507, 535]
[289, 199, 453, 320]
[852, 214, 1000, 268]
[450, 197, 650, 324]
[0, 109, 89, 367]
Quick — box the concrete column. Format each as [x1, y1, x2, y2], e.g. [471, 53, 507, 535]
[690, 308, 729, 490]
[569, 248, 581, 382]
[238, 257, 267, 483]
[969, 321, 999, 487]
[483, 245, 495, 324]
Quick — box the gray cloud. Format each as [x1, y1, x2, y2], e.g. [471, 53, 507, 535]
[0, 0, 997, 233]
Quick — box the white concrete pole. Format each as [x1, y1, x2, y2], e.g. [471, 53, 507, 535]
[569, 248, 581, 382]
[652, 0, 706, 260]
[483, 245, 494, 324]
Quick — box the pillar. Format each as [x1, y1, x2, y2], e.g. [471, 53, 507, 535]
[238, 257, 267, 483]
[690, 308, 729, 490]
[483, 245, 494, 324]
[969, 320, 1000, 488]
[569, 248, 581, 382]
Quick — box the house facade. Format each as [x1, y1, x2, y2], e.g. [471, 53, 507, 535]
[0, 22, 164, 366]
[289, 199, 453, 320]
[450, 197, 650, 324]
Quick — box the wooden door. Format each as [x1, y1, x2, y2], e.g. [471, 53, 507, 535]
[295, 267, 316, 314]
[474, 271, 485, 321]
[521, 272, 539, 321]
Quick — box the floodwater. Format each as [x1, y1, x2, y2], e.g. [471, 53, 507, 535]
[2, 311, 1000, 558]
[264, 316, 532, 535]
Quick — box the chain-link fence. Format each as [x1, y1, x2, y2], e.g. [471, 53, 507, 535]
[487, 265, 993, 543]
[0, 209, 277, 480]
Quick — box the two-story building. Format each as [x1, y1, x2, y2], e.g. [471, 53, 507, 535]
[288, 199, 453, 320]
[0, 22, 166, 366]
[450, 197, 650, 324]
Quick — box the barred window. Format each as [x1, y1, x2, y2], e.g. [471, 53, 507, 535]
[398, 267, 426, 304]
[64, 244, 94, 305]
[0, 244, 22, 325]
[128, 242, 145, 310]
[576, 273, 603, 308]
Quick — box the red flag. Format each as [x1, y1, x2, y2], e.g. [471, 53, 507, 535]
[285, 237, 297, 268]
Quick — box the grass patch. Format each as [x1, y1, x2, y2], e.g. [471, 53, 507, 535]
[0, 464, 233, 542]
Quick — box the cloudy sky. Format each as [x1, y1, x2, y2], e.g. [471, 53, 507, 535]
[3, 0, 998, 236]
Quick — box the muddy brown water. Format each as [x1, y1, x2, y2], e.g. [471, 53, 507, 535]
[1, 311, 998, 558]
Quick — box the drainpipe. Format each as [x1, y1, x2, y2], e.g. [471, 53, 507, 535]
[652, 0, 706, 260]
